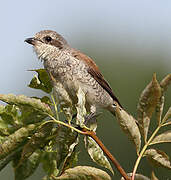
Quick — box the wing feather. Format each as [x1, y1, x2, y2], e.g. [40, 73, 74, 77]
[71, 49, 122, 107]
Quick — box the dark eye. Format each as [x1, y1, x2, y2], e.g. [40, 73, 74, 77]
[44, 36, 52, 42]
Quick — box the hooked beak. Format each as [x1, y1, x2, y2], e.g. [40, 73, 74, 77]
[24, 37, 36, 45]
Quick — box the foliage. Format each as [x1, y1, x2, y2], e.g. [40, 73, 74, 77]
[0, 69, 170, 180]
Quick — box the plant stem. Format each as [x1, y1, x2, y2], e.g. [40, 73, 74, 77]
[51, 94, 59, 120]
[131, 125, 161, 180]
[83, 129, 131, 180]
[46, 114, 131, 180]
[47, 114, 86, 134]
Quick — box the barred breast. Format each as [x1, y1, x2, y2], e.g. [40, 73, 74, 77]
[44, 50, 114, 112]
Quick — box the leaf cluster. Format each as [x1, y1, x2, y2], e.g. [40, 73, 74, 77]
[0, 69, 112, 180]
[0, 69, 170, 180]
[115, 73, 171, 179]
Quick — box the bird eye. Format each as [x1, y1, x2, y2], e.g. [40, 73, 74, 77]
[44, 36, 52, 42]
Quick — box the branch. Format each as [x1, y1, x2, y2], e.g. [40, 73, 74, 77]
[47, 113, 130, 180]
[81, 128, 131, 180]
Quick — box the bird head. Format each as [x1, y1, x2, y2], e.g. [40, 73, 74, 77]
[25, 30, 69, 60]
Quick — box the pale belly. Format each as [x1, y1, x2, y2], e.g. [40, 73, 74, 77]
[44, 56, 114, 113]
[59, 72, 114, 112]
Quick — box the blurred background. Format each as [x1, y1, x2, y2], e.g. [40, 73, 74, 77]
[0, 0, 171, 179]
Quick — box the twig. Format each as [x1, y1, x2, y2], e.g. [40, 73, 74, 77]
[131, 125, 162, 180]
[46, 113, 131, 180]
[81, 128, 131, 180]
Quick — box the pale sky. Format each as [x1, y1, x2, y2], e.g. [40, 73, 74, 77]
[0, 0, 171, 96]
[0, 1, 171, 179]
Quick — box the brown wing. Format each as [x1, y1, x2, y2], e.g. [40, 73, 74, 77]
[71, 49, 122, 107]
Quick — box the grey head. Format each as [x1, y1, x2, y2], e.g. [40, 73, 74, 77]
[25, 30, 69, 60]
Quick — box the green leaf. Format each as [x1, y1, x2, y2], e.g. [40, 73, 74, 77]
[145, 149, 171, 169]
[76, 87, 87, 126]
[137, 73, 161, 142]
[0, 124, 37, 160]
[0, 94, 53, 116]
[150, 130, 171, 145]
[0, 105, 10, 136]
[13, 150, 41, 180]
[40, 96, 52, 105]
[40, 125, 78, 176]
[20, 107, 48, 125]
[115, 106, 141, 154]
[61, 150, 79, 173]
[0, 105, 4, 112]
[0, 105, 19, 126]
[0, 148, 21, 171]
[41, 151, 59, 177]
[54, 166, 111, 180]
[20, 122, 53, 163]
[60, 137, 79, 173]
[54, 126, 78, 172]
[155, 96, 164, 125]
[52, 81, 73, 122]
[156, 74, 171, 124]
[28, 69, 52, 93]
[85, 136, 114, 174]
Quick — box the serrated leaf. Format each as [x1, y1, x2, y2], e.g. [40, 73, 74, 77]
[145, 148, 171, 169]
[151, 171, 159, 180]
[160, 74, 171, 92]
[13, 150, 41, 180]
[121, 173, 150, 180]
[137, 73, 161, 142]
[85, 136, 114, 174]
[28, 69, 52, 93]
[150, 130, 171, 145]
[55, 166, 111, 180]
[0, 124, 37, 160]
[0, 94, 52, 116]
[115, 106, 141, 153]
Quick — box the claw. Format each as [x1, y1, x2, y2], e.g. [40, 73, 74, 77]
[84, 112, 102, 124]
[72, 113, 77, 120]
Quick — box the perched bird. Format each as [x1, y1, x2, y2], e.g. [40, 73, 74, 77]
[25, 30, 122, 118]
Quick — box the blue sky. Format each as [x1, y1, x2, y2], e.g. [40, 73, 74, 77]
[0, 0, 171, 95]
